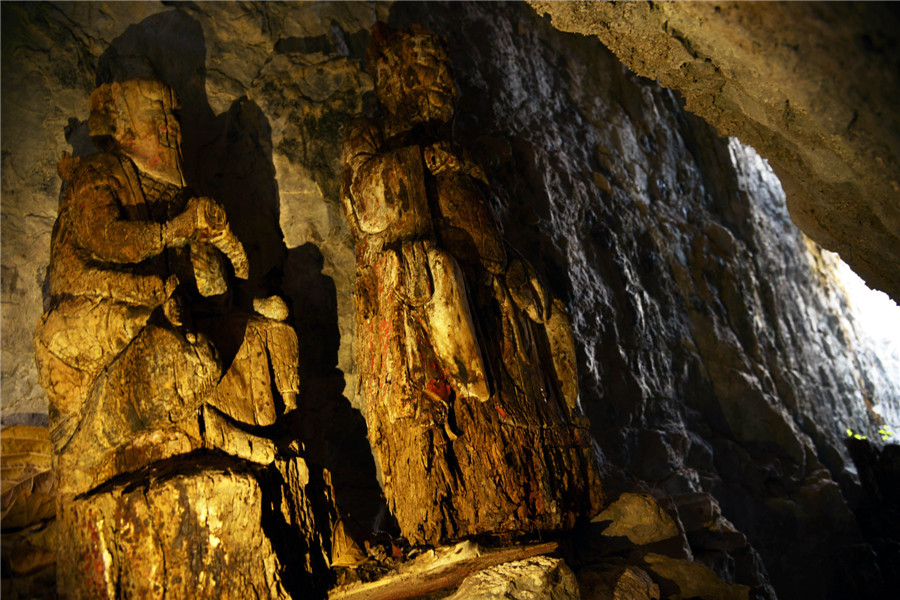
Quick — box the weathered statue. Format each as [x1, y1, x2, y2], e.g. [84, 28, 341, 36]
[34, 79, 340, 599]
[341, 24, 603, 545]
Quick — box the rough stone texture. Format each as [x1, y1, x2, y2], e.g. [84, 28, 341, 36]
[527, 1, 900, 305]
[448, 556, 580, 600]
[643, 553, 749, 600]
[60, 469, 289, 599]
[670, 492, 750, 572]
[577, 490, 768, 600]
[1, 426, 54, 528]
[577, 564, 660, 600]
[592, 493, 679, 546]
[2, 2, 898, 600]
[49, 453, 341, 600]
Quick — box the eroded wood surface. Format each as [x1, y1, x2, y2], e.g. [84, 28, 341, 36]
[329, 541, 559, 600]
[341, 23, 603, 545]
[33, 79, 338, 599]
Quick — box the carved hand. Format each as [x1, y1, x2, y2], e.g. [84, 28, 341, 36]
[424, 141, 489, 184]
[164, 274, 180, 299]
[163, 197, 206, 247]
[162, 293, 185, 328]
[164, 197, 249, 280]
[191, 197, 249, 279]
[424, 141, 460, 175]
[165, 197, 225, 243]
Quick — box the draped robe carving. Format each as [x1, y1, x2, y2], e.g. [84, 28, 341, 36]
[34, 79, 338, 599]
[341, 24, 603, 545]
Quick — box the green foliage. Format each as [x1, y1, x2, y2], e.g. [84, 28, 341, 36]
[846, 428, 867, 440]
[846, 427, 896, 442]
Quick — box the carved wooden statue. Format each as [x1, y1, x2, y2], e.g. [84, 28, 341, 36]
[341, 24, 603, 545]
[34, 79, 339, 599]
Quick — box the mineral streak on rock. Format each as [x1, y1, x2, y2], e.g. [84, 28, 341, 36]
[32, 79, 338, 599]
[340, 22, 603, 544]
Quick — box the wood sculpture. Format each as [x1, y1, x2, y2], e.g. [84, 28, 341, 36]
[341, 23, 603, 545]
[34, 79, 337, 599]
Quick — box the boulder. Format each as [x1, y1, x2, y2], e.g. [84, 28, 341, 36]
[592, 493, 679, 546]
[449, 556, 580, 600]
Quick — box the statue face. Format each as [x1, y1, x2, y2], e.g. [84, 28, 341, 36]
[117, 83, 184, 186]
[90, 80, 185, 186]
[376, 33, 458, 125]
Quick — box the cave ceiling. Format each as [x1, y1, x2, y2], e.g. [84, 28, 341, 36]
[530, 0, 900, 304]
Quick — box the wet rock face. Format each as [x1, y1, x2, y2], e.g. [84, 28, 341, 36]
[2, 2, 898, 599]
[528, 0, 900, 305]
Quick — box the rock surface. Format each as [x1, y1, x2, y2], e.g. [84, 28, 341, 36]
[2, 2, 899, 599]
[60, 469, 290, 599]
[528, 0, 900, 305]
[578, 564, 659, 600]
[448, 556, 580, 600]
[1, 425, 57, 600]
[642, 553, 749, 600]
[1, 426, 54, 528]
[592, 493, 679, 546]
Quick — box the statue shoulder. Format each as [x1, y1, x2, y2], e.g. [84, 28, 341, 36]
[58, 151, 120, 178]
[342, 117, 383, 160]
[343, 117, 381, 141]
[60, 152, 129, 194]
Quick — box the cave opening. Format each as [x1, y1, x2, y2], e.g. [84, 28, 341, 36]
[829, 258, 900, 432]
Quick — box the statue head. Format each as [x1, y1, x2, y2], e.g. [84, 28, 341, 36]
[368, 23, 458, 127]
[89, 79, 185, 186]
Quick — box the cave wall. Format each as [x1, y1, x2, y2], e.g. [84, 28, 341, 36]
[2, 2, 898, 598]
[528, 0, 900, 305]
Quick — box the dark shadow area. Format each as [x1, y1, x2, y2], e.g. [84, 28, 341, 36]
[63, 118, 98, 159]
[282, 243, 385, 530]
[0, 412, 50, 428]
[259, 461, 334, 598]
[845, 438, 900, 592]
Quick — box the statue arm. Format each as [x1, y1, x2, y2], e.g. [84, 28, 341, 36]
[424, 141, 489, 185]
[69, 175, 165, 265]
[344, 119, 392, 202]
[342, 119, 431, 237]
[343, 119, 418, 204]
[343, 120, 383, 178]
